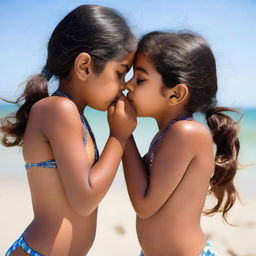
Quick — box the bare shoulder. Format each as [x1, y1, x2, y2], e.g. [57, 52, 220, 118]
[27, 96, 83, 140]
[29, 96, 80, 123]
[163, 119, 213, 150]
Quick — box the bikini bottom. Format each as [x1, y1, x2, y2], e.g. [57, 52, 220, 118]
[5, 234, 43, 256]
[139, 240, 218, 256]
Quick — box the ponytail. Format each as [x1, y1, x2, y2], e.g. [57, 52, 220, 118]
[0, 73, 49, 147]
[205, 106, 240, 222]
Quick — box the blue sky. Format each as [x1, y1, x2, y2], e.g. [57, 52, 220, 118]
[0, 0, 255, 107]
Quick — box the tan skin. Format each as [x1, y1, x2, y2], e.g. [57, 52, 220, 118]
[10, 52, 136, 256]
[123, 52, 215, 256]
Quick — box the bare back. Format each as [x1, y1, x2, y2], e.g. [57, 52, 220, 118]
[136, 120, 215, 256]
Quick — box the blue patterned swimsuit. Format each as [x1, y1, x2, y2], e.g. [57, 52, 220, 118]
[140, 240, 218, 256]
[25, 90, 99, 170]
[140, 115, 218, 256]
[5, 91, 99, 256]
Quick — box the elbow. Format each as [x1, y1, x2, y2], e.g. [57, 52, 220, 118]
[134, 205, 156, 219]
[136, 211, 154, 220]
[131, 198, 156, 219]
[71, 202, 97, 217]
[68, 194, 97, 217]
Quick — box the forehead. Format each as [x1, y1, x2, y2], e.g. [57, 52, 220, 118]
[106, 52, 135, 70]
[134, 52, 155, 72]
[121, 52, 135, 67]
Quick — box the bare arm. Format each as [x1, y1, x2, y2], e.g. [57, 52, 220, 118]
[122, 135, 148, 208]
[123, 121, 211, 219]
[39, 96, 136, 216]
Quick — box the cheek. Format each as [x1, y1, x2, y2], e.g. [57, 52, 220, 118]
[90, 83, 120, 110]
[132, 90, 153, 115]
[98, 74, 120, 95]
[102, 82, 120, 100]
[133, 89, 163, 116]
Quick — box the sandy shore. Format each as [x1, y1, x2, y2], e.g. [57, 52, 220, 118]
[1, 175, 256, 256]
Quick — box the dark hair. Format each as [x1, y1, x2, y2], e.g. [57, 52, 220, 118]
[138, 31, 240, 222]
[1, 5, 136, 147]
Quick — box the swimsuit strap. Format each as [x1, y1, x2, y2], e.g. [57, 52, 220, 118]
[25, 91, 99, 170]
[80, 114, 99, 163]
[145, 114, 193, 169]
[52, 90, 89, 143]
[25, 160, 57, 170]
[52, 90, 99, 164]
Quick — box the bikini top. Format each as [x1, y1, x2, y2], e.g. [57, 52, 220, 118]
[25, 91, 99, 170]
[143, 115, 193, 172]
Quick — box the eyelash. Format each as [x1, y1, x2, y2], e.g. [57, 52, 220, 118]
[136, 79, 145, 85]
[117, 71, 124, 79]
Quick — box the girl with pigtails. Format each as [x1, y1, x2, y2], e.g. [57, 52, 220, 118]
[123, 31, 240, 256]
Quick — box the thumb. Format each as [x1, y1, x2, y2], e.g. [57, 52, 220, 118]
[108, 105, 115, 116]
[115, 97, 125, 113]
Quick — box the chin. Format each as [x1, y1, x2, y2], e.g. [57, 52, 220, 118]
[98, 106, 108, 111]
[137, 110, 152, 117]
[133, 105, 146, 117]
[89, 103, 106, 111]
[137, 114, 147, 117]
[136, 110, 145, 117]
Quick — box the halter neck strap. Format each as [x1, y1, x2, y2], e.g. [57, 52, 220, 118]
[51, 90, 99, 164]
[145, 114, 193, 170]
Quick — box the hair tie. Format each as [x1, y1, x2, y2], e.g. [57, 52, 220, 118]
[41, 67, 53, 81]
[206, 107, 218, 119]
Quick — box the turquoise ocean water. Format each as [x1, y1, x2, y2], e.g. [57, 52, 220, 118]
[0, 103, 255, 201]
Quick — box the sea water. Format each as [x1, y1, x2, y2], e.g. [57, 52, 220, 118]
[0, 103, 255, 201]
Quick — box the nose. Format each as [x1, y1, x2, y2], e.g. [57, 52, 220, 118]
[120, 82, 126, 92]
[125, 79, 134, 92]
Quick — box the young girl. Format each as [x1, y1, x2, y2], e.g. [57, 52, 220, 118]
[123, 32, 240, 256]
[1, 5, 136, 256]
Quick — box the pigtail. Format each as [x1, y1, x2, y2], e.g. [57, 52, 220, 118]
[0, 73, 49, 147]
[205, 106, 240, 222]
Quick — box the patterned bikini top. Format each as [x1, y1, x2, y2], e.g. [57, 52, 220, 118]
[143, 115, 193, 172]
[25, 91, 99, 169]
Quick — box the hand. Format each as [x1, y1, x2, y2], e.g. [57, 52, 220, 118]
[107, 95, 137, 140]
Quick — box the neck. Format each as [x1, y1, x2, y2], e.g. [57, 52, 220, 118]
[155, 107, 191, 131]
[57, 79, 87, 113]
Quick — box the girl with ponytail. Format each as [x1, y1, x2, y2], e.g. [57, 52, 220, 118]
[2, 5, 136, 256]
[123, 31, 240, 256]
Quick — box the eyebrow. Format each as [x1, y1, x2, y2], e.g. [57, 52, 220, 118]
[120, 64, 130, 72]
[135, 67, 149, 75]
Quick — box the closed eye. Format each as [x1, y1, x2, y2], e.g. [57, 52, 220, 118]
[117, 71, 124, 79]
[136, 79, 145, 85]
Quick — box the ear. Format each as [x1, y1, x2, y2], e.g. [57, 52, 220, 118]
[74, 52, 92, 81]
[165, 84, 189, 106]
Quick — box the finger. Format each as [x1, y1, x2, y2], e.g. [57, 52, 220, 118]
[123, 97, 134, 114]
[129, 104, 137, 117]
[119, 95, 133, 112]
[115, 98, 125, 113]
[108, 105, 115, 116]
[117, 95, 126, 102]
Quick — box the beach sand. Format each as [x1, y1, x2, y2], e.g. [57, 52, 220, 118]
[1, 174, 256, 256]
